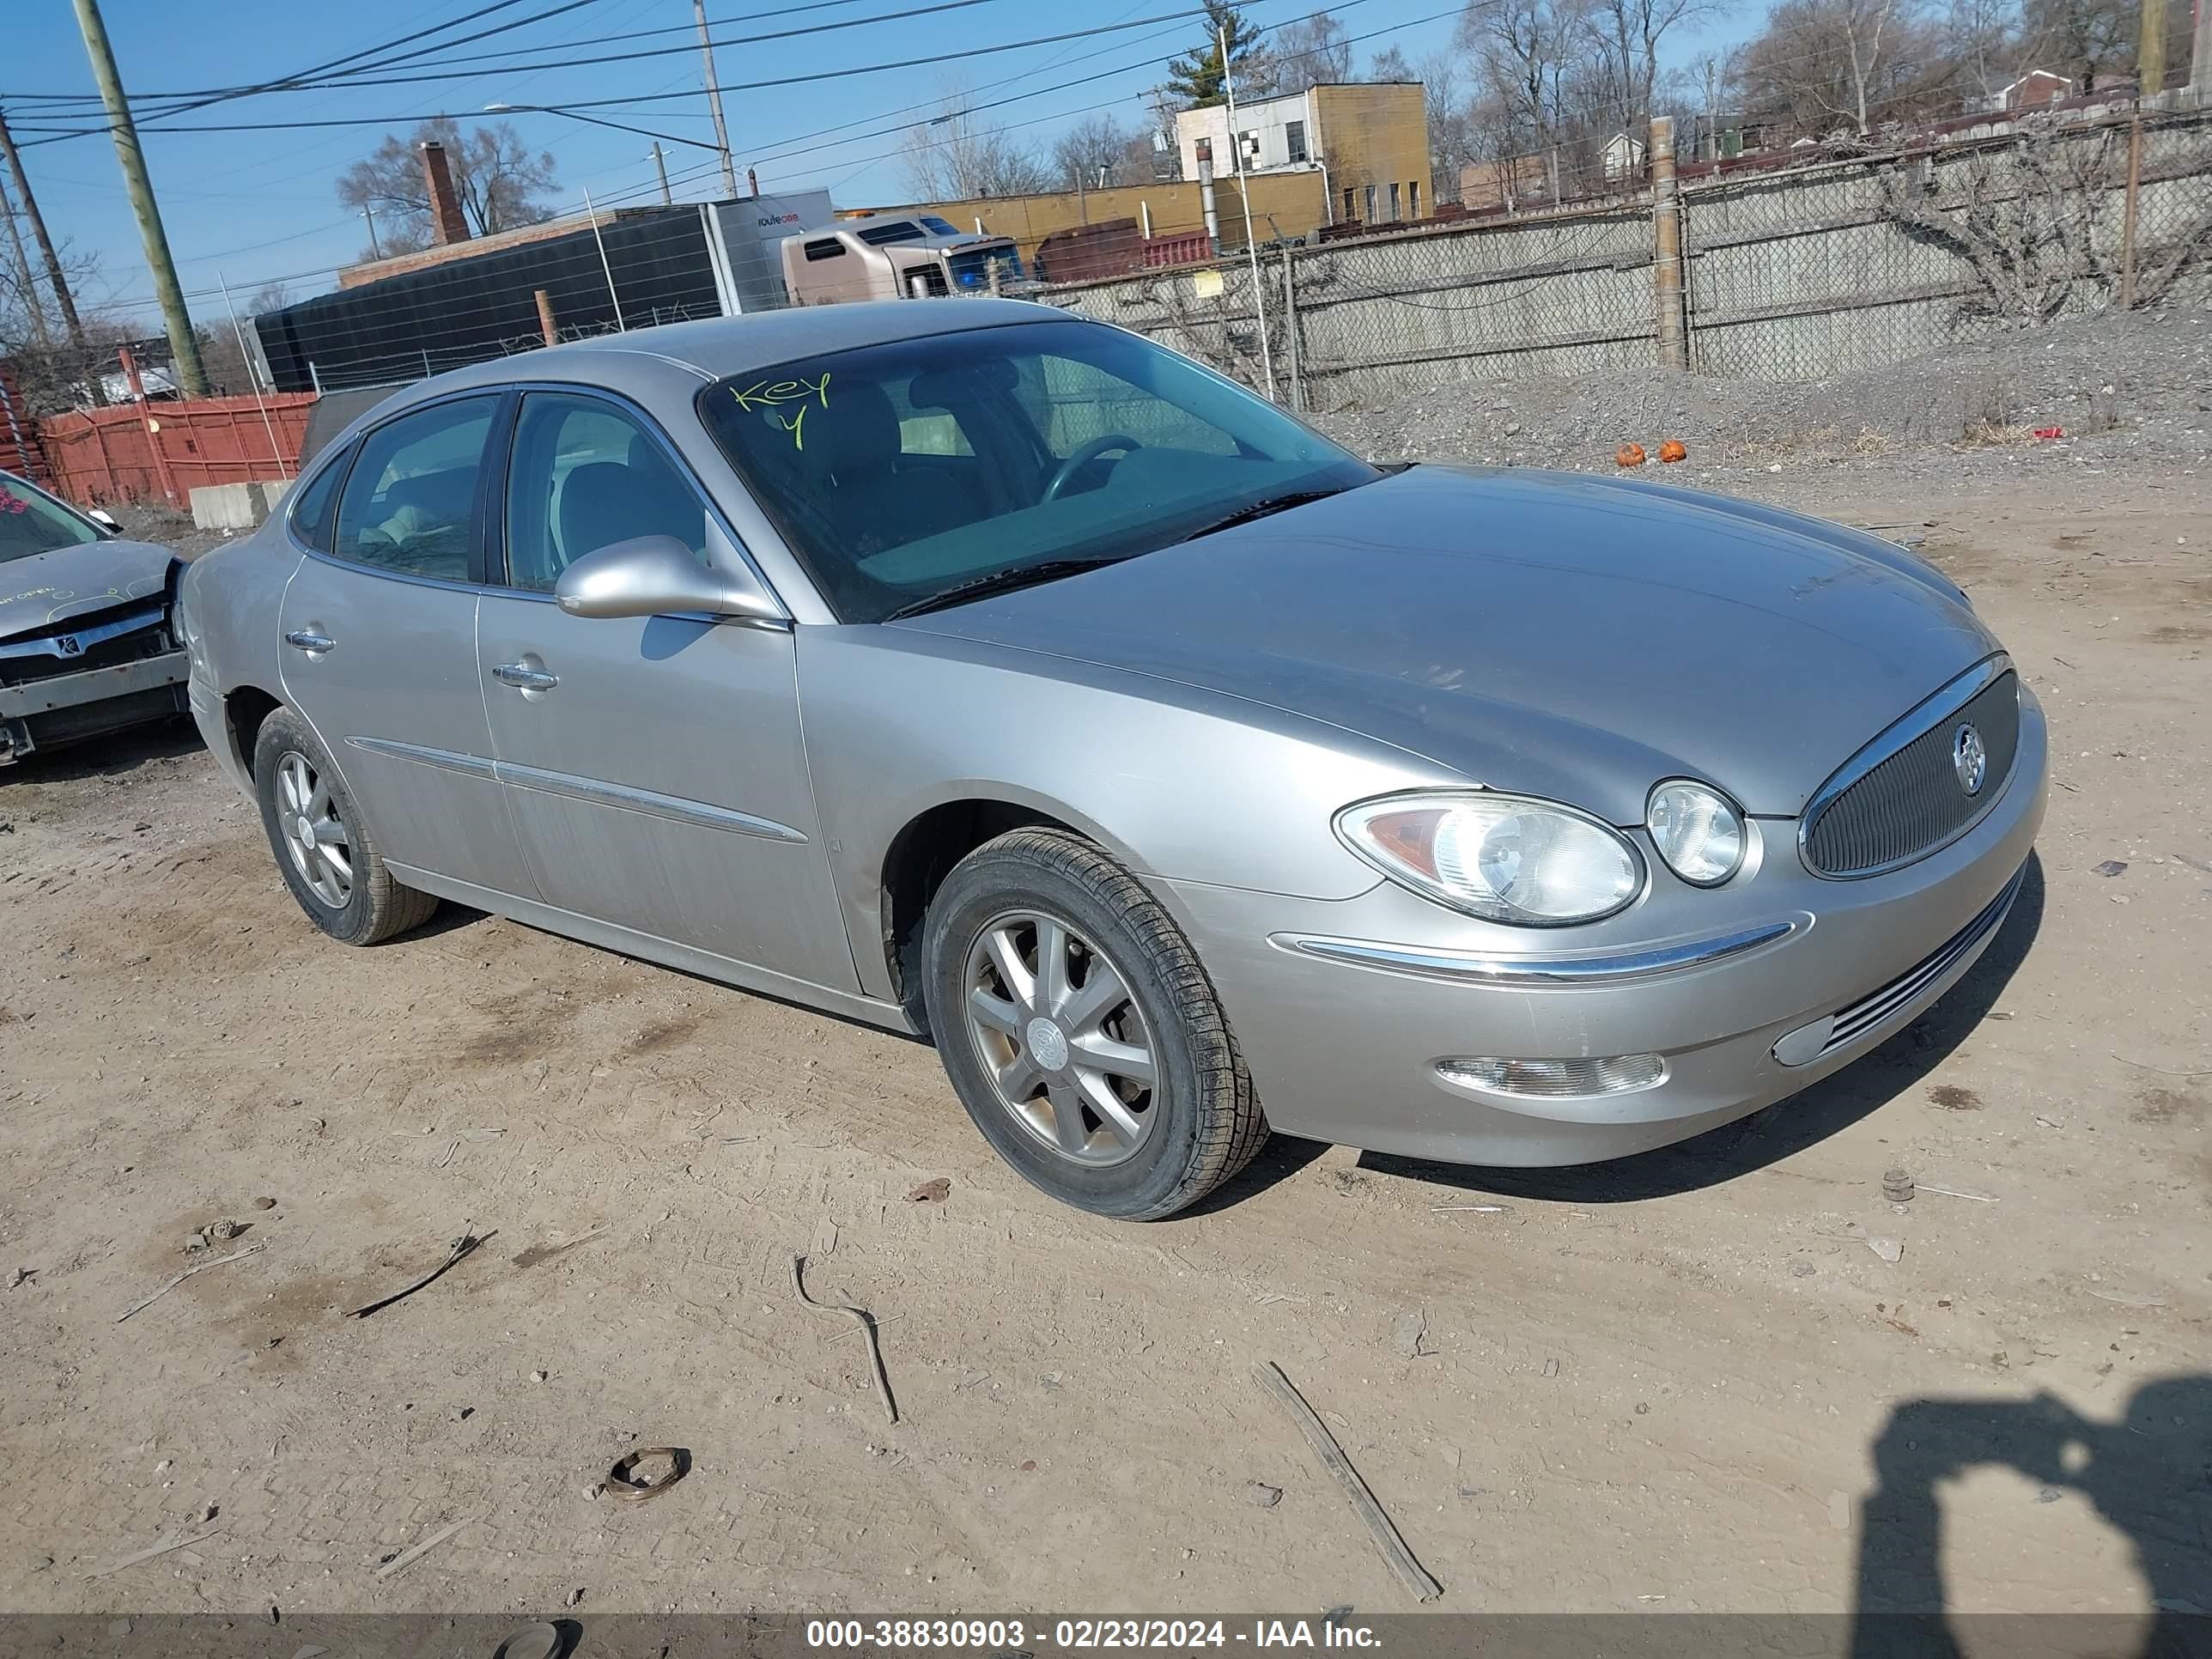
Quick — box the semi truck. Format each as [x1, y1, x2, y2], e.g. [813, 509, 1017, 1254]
[781, 215, 1023, 305]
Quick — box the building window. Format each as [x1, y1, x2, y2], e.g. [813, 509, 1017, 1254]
[1364, 184, 1376, 223]
[1342, 187, 1356, 221]
[1238, 130, 1258, 167]
[1389, 182, 1401, 221]
[1408, 179, 1421, 217]
[1285, 120, 1307, 163]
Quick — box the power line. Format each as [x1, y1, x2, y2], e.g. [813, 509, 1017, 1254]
[13, 8, 1212, 141]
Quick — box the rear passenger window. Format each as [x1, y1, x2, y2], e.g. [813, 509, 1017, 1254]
[502, 392, 708, 592]
[287, 447, 349, 553]
[331, 398, 497, 580]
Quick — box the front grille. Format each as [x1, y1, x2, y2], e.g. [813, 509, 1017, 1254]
[1814, 861, 2027, 1058]
[1802, 669, 2021, 878]
[0, 605, 173, 689]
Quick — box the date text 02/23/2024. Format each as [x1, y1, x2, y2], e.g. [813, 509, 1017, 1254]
[805, 1620, 1382, 1650]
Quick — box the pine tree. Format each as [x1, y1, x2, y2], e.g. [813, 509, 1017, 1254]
[1164, 0, 1265, 106]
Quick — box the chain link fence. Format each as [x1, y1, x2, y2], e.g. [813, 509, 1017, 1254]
[1039, 103, 2212, 413]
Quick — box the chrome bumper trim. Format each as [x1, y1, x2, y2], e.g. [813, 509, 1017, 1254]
[1267, 917, 1803, 987]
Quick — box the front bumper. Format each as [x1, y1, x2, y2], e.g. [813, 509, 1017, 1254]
[1156, 689, 2048, 1167]
[0, 650, 190, 764]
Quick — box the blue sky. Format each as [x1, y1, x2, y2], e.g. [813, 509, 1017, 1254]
[5, 0, 1730, 332]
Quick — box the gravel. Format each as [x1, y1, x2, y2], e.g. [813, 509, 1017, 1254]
[1311, 307, 2212, 492]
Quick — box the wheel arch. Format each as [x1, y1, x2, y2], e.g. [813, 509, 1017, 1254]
[877, 789, 1143, 1031]
[222, 684, 284, 780]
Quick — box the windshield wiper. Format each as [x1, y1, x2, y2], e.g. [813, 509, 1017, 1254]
[883, 556, 1129, 621]
[1172, 487, 1348, 544]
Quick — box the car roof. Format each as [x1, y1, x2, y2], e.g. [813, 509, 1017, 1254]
[416, 299, 1068, 399]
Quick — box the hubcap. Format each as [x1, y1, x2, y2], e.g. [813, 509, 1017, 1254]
[963, 910, 1158, 1167]
[274, 750, 355, 909]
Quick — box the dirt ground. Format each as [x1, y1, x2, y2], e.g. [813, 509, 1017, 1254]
[1, 464, 2207, 1624]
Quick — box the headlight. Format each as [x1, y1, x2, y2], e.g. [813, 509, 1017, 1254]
[1646, 780, 1746, 886]
[1336, 792, 1644, 926]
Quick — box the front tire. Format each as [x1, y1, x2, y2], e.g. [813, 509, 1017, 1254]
[921, 828, 1267, 1219]
[252, 706, 437, 945]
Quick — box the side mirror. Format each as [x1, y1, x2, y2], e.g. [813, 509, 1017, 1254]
[554, 535, 783, 623]
[88, 507, 121, 533]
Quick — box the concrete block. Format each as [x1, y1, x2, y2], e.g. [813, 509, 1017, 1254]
[189, 478, 294, 532]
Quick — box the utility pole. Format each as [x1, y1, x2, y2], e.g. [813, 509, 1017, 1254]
[2137, 0, 2168, 98]
[70, 0, 209, 397]
[651, 142, 672, 204]
[1218, 24, 1276, 403]
[693, 0, 739, 199]
[362, 204, 383, 260]
[0, 109, 92, 352]
[2194, 0, 2212, 93]
[1, 173, 51, 346]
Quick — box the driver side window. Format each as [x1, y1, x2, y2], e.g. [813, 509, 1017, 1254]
[331, 397, 496, 580]
[502, 392, 708, 593]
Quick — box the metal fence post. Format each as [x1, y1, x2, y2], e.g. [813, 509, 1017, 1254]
[2120, 112, 2144, 309]
[1281, 243, 1304, 412]
[1650, 116, 1689, 369]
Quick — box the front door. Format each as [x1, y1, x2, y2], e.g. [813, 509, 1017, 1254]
[278, 392, 538, 901]
[475, 388, 858, 994]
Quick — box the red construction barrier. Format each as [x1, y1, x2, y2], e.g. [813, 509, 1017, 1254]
[37, 391, 316, 509]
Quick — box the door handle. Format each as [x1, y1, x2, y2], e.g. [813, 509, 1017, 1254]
[491, 662, 560, 690]
[284, 629, 335, 653]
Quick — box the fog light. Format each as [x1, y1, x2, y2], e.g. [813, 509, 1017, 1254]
[1438, 1054, 1667, 1098]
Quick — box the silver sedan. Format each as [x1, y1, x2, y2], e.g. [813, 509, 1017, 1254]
[180, 301, 2045, 1218]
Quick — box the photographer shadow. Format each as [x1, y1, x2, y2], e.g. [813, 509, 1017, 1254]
[1853, 1376, 2212, 1657]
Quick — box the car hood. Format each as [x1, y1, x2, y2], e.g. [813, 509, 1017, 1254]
[894, 465, 2000, 822]
[0, 538, 177, 641]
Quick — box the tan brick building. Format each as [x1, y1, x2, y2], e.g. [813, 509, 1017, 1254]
[1176, 82, 1431, 228]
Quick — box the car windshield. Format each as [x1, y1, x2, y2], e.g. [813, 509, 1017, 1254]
[0, 475, 104, 564]
[696, 317, 1379, 623]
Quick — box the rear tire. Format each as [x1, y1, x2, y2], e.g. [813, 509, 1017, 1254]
[252, 706, 438, 945]
[922, 828, 1267, 1219]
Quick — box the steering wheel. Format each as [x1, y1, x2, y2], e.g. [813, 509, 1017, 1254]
[1043, 433, 1142, 502]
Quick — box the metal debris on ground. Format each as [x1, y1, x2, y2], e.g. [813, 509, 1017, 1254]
[2111, 1052, 2212, 1077]
[6, 1267, 31, 1289]
[605, 1447, 690, 1504]
[344, 1231, 489, 1319]
[1869, 1237, 1905, 1262]
[791, 1253, 899, 1424]
[373, 1515, 477, 1580]
[1252, 1361, 1443, 1602]
[2086, 1286, 2166, 1308]
[1882, 1168, 1915, 1203]
[905, 1178, 951, 1204]
[82, 1529, 225, 1579]
[118, 1242, 266, 1322]
[1431, 1204, 1506, 1213]
[2092, 860, 2128, 877]
[1917, 1182, 1999, 1202]
[494, 1624, 562, 1659]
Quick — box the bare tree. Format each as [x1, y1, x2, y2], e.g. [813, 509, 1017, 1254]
[2016, 0, 2131, 88]
[249, 281, 296, 318]
[1739, 0, 1951, 133]
[335, 118, 558, 258]
[902, 90, 1054, 200]
[1580, 0, 1729, 132]
[1266, 10, 1357, 90]
[1416, 49, 1482, 200]
[1367, 44, 1418, 80]
[1051, 113, 1131, 191]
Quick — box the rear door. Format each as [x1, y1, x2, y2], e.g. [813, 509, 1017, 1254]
[277, 392, 538, 900]
[474, 386, 858, 993]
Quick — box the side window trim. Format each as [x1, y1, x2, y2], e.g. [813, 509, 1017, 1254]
[475, 389, 523, 589]
[489, 381, 785, 618]
[285, 441, 357, 555]
[319, 390, 502, 586]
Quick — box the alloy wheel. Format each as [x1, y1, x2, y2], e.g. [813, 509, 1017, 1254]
[962, 909, 1158, 1167]
[275, 750, 354, 909]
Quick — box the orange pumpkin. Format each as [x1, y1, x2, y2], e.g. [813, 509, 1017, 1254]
[1615, 442, 1647, 467]
[1658, 438, 1688, 463]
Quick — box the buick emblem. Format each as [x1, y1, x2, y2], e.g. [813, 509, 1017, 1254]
[55, 633, 82, 656]
[1953, 723, 1988, 797]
